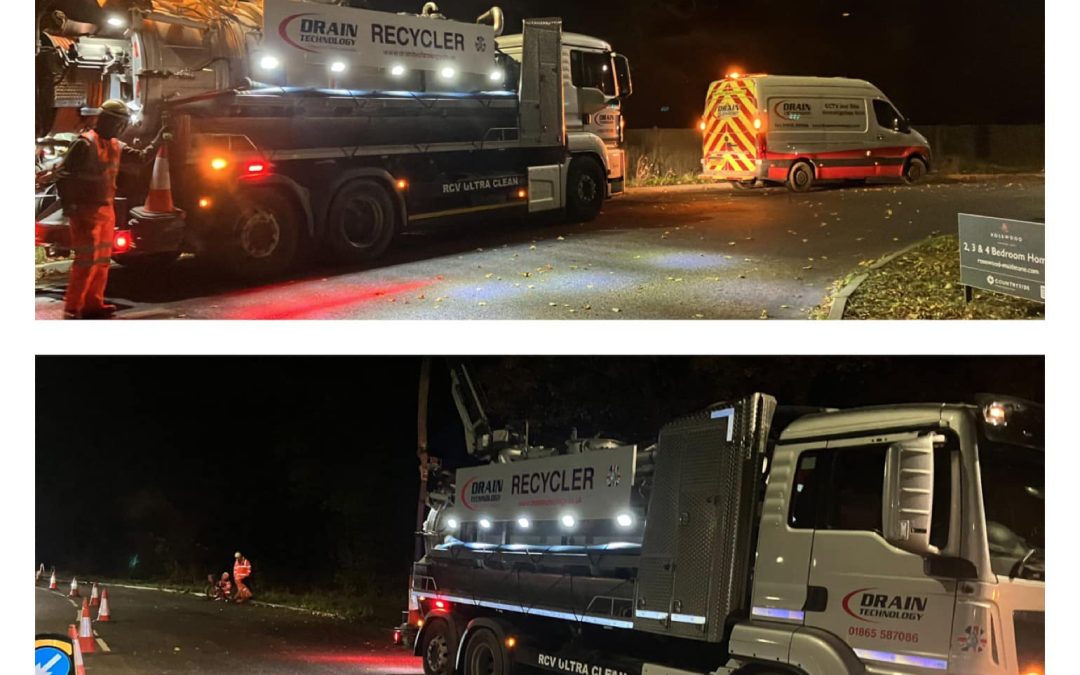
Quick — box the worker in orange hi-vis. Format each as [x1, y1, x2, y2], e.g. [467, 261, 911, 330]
[56, 99, 169, 319]
[233, 552, 253, 603]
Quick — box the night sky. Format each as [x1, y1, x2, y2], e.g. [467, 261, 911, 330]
[36, 356, 1042, 593]
[53, 0, 1044, 126]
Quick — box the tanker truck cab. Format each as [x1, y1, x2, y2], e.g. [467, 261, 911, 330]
[700, 75, 931, 192]
[753, 396, 1044, 674]
[497, 33, 633, 197]
[400, 393, 1042, 675]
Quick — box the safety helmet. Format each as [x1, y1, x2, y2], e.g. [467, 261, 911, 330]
[222, 572, 230, 579]
[234, 551, 242, 559]
[99, 99, 131, 120]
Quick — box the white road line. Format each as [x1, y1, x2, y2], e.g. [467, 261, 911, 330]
[96, 636, 111, 652]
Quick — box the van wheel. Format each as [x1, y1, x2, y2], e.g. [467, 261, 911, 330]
[903, 157, 928, 184]
[566, 156, 605, 222]
[219, 187, 300, 279]
[463, 629, 510, 675]
[420, 620, 454, 675]
[787, 161, 815, 192]
[325, 179, 399, 264]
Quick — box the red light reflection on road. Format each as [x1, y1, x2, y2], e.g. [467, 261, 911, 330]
[225, 280, 432, 320]
[286, 651, 423, 672]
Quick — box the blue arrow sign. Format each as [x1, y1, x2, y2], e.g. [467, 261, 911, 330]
[35, 645, 72, 675]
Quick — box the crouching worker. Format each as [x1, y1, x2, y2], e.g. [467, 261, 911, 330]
[56, 99, 170, 319]
[217, 572, 233, 601]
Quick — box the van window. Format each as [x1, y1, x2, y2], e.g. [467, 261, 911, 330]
[570, 50, 617, 97]
[873, 99, 903, 131]
[788, 442, 953, 543]
[787, 446, 886, 533]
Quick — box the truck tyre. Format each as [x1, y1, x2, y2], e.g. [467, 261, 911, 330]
[220, 187, 300, 279]
[566, 156, 605, 222]
[113, 251, 180, 270]
[325, 180, 398, 264]
[463, 628, 510, 675]
[903, 156, 928, 184]
[420, 620, 454, 675]
[787, 161, 815, 192]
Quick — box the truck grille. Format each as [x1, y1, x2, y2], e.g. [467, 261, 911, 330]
[1013, 610, 1044, 671]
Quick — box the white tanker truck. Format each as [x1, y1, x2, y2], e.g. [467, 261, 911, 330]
[399, 387, 1044, 675]
[35, 0, 632, 278]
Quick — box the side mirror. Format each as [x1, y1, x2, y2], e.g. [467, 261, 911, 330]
[578, 87, 609, 116]
[613, 54, 633, 99]
[882, 434, 941, 557]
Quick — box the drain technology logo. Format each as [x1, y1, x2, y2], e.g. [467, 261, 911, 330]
[842, 588, 928, 623]
[279, 13, 360, 53]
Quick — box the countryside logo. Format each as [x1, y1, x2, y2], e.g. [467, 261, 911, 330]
[842, 588, 928, 623]
[279, 13, 359, 53]
[774, 100, 812, 121]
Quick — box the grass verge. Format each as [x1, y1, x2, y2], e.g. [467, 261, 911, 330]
[76, 575, 398, 623]
[816, 235, 1044, 320]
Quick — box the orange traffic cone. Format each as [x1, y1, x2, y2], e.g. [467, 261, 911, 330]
[70, 624, 87, 675]
[97, 588, 112, 622]
[69, 576, 80, 597]
[143, 144, 176, 213]
[78, 598, 97, 653]
[49, 570, 58, 590]
[90, 582, 100, 607]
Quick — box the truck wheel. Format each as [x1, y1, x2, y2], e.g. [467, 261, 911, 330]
[222, 188, 300, 279]
[463, 628, 510, 675]
[113, 251, 180, 270]
[903, 157, 928, 184]
[421, 620, 454, 675]
[325, 180, 398, 264]
[566, 156, 605, 222]
[787, 161, 815, 192]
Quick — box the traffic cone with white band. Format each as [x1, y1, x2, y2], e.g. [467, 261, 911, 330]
[90, 582, 100, 607]
[97, 587, 112, 622]
[143, 144, 176, 213]
[49, 570, 58, 590]
[70, 624, 87, 675]
[69, 576, 80, 597]
[78, 598, 97, 653]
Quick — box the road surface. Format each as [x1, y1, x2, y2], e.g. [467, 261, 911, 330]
[35, 175, 1044, 320]
[35, 582, 423, 674]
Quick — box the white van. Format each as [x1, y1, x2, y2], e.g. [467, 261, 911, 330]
[700, 75, 931, 191]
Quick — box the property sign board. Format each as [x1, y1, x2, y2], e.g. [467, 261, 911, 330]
[767, 97, 869, 132]
[958, 213, 1045, 303]
[263, 0, 496, 74]
[453, 447, 636, 523]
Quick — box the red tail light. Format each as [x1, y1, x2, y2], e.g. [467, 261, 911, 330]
[433, 599, 448, 610]
[113, 230, 133, 253]
[245, 162, 268, 176]
[393, 629, 402, 645]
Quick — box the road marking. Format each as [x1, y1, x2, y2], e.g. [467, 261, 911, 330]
[96, 636, 111, 652]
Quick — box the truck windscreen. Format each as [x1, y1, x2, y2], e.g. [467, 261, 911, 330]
[980, 440, 1045, 580]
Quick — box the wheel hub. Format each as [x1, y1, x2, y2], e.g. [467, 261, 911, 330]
[238, 209, 281, 259]
[577, 175, 598, 203]
[426, 635, 449, 673]
[343, 198, 385, 249]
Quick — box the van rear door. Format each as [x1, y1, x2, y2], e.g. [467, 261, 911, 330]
[701, 78, 760, 181]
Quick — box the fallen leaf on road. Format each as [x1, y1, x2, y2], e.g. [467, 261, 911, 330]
[484, 273, 493, 279]
[760, 309, 769, 320]
[557, 236, 566, 241]
[612, 308, 621, 313]
[478, 301, 487, 306]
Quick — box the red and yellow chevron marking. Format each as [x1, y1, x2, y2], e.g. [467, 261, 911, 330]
[702, 78, 760, 178]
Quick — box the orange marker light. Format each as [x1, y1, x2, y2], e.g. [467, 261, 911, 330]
[727, 71, 742, 79]
[699, 119, 707, 132]
[210, 157, 228, 171]
[417, 619, 424, 628]
[198, 198, 212, 209]
[505, 637, 517, 649]
[396, 179, 408, 190]
[753, 118, 763, 130]
[517, 189, 527, 199]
